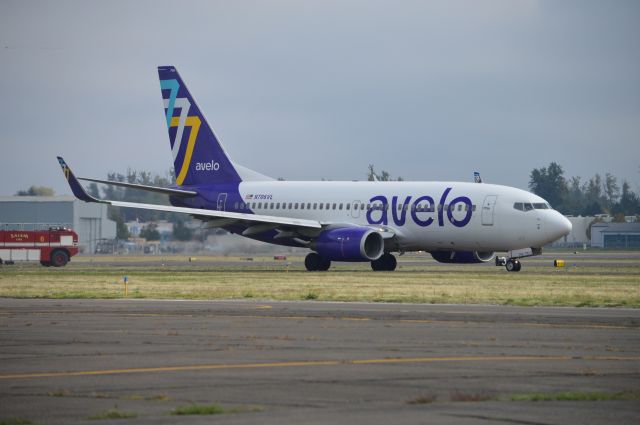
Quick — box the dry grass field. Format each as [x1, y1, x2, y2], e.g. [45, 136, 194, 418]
[0, 253, 638, 307]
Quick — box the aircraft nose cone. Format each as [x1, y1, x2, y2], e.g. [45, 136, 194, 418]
[552, 213, 572, 238]
[561, 215, 572, 236]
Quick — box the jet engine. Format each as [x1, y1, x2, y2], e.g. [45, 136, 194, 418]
[314, 227, 384, 261]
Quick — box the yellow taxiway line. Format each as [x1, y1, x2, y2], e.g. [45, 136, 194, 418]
[2, 355, 639, 381]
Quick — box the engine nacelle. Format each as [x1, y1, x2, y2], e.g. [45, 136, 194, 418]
[314, 227, 384, 261]
[430, 250, 495, 264]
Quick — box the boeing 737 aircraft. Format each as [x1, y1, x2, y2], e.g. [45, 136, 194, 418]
[58, 66, 571, 272]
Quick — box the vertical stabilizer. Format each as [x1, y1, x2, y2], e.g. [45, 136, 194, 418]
[158, 66, 241, 186]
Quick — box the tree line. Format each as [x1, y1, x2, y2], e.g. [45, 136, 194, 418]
[529, 162, 639, 217]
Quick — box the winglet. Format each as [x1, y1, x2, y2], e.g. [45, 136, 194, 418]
[56, 157, 104, 203]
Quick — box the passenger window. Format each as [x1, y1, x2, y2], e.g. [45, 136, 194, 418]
[338, 203, 343, 210]
[332, 203, 336, 210]
[294, 203, 298, 209]
[472, 205, 476, 212]
[404, 205, 409, 211]
[288, 203, 292, 209]
[457, 204, 462, 211]
[319, 203, 323, 210]
[276, 203, 280, 209]
[300, 203, 304, 210]
[361, 203, 365, 210]
[326, 203, 330, 209]
[270, 203, 274, 209]
[367, 204, 371, 211]
[346, 203, 350, 210]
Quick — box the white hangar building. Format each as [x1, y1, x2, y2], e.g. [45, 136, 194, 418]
[0, 196, 116, 253]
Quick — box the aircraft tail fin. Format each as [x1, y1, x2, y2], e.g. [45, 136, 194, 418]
[158, 66, 241, 186]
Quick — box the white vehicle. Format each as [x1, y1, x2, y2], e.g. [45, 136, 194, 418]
[57, 66, 571, 272]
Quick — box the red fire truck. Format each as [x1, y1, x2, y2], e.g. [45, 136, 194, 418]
[0, 227, 79, 267]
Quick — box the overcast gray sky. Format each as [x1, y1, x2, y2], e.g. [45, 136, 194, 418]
[1, 0, 638, 196]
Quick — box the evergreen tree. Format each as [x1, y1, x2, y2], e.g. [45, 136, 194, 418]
[528, 162, 568, 212]
[139, 223, 160, 241]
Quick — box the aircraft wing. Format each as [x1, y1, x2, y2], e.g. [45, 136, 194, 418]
[57, 157, 321, 231]
[78, 177, 198, 198]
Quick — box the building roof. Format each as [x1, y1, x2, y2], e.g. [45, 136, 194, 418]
[593, 222, 640, 233]
[0, 196, 76, 202]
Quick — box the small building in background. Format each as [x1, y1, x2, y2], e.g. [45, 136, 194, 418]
[0, 196, 116, 253]
[591, 222, 640, 248]
[557, 216, 593, 248]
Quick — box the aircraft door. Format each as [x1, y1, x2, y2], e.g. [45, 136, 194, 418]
[351, 200, 361, 218]
[217, 193, 227, 211]
[481, 195, 497, 226]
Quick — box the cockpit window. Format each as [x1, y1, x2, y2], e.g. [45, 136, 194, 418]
[514, 202, 536, 212]
[533, 203, 549, 210]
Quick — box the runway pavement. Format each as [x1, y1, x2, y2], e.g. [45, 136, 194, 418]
[1, 299, 639, 424]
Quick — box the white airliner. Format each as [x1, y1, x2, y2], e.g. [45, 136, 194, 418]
[57, 66, 571, 272]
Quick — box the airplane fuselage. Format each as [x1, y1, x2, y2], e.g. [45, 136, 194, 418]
[170, 180, 571, 253]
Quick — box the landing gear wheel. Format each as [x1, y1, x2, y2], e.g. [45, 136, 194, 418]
[371, 253, 397, 271]
[50, 250, 69, 267]
[305, 253, 320, 271]
[305, 253, 330, 271]
[318, 257, 331, 271]
[505, 259, 521, 272]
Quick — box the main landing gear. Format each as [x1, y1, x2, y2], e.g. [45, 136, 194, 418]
[371, 253, 397, 271]
[304, 252, 398, 272]
[304, 252, 331, 271]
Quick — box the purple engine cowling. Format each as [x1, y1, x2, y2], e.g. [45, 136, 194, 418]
[430, 250, 495, 264]
[314, 227, 384, 261]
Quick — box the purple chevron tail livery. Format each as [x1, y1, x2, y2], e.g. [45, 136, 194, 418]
[158, 66, 241, 186]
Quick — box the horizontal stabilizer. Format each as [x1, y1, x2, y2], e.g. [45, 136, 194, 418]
[78, 177, 197, 197]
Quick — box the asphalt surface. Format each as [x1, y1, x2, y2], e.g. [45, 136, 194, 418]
[1, 299, 639, 424]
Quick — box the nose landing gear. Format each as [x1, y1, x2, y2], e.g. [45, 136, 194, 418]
[495, 256, 522, 272]
[496, 247, 541, 272]
[505, 258, 521, 272]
